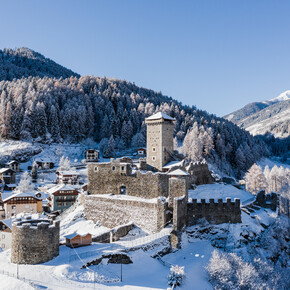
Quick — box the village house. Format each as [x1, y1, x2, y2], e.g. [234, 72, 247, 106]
[35, 158, 54, 170]
[64, 232, 92, 248]
[47, 184, 79, 212]
[0, 219, 12, 250]
[2, 192, 42, 218]
[5, 160, 20, 172]
[56, 170, 79, 185]
[137, 147, 146, 158]
[0, 199, 5, 220]
[85, 149, 99, 162]
[0, 168, 16, 189]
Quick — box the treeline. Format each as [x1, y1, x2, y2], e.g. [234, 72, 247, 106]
[0, 75, 269, 177]
[0, 47, 79, 81]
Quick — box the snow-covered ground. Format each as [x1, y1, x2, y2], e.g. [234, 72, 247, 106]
[0, 274, 33, 290]
[189, 183, 254, 204]
[60, 204, 109, 243]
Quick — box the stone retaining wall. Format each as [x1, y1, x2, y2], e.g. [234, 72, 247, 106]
[84, 195, 169, 233]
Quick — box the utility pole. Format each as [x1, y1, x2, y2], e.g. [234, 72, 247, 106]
[120, 262, 123, 282]
[17, 245, 19, 279]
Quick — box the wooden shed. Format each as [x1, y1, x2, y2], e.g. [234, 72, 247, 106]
[65, 232, 92, 248]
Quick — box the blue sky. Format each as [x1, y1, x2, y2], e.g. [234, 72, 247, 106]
[1, 0, 290, 116]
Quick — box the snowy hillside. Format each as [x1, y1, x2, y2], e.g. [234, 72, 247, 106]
[224, 91, 290, 138]
[0, 189, 287, 289]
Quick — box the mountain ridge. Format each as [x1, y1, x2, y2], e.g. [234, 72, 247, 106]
[224, 91, 290, 138]
[0, 47, 80, 81]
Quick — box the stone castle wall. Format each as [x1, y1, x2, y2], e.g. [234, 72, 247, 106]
[84, 195, 169, 233]
[187, 162, 214, 185]
[173, 196, 188, 231]
[279, 196, 289, 217]
[11, 218, 60, 264]
[187, 198, 241, 225]
[169, 178, 188, 208]
[88, 160, 169, 198]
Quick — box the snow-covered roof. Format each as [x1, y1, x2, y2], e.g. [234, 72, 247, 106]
[48, 184, 78, 194]
[0, 168, 15, 174]
[64, 232, 91, 240]
[5, 184, 17, 188]
[145, 112, 175, 121]
[35, 158, 53, 163]
[163, 160, 184, 169]
[6, 160, 19, 165]
[167, 169, 189, 176]
[0, 218, 13, 229]
[58, 171, 79, 176]
[3, 192, 41, 202]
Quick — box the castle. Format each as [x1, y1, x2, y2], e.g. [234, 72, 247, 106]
[86, 112, 241, 236]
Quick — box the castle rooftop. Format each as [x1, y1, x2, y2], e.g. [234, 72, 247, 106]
[167, 169, 189, 176]
[145, 112, 175, 121]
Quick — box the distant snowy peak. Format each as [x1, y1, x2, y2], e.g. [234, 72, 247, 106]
[268, 90, 290, 103]
[224, 90, 290, 138]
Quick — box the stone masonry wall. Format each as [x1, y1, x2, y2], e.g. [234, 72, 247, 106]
[88, 160, 169, 198]
[173, 196, 188, 231]
[11, 219, 60, 264]
[84, 195, 169, 233]
[187, 162, 214, 185]
[169, 177, 188, 208]
[187, 198, 241, 225]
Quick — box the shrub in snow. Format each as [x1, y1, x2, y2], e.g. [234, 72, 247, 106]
[168, 265, 185, 287]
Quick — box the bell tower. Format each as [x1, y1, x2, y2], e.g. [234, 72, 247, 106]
[145, 112, 175, 171]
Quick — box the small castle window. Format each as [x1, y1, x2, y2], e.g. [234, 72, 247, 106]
[152, 156, 156, 161]
[94, 166, 99, 172]
[152, 147, 156, 152]
[112, 166, 116, 171]
[121, 166, 125, 171]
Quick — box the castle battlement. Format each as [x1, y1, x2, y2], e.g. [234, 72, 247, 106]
[11, 217, 60, 264]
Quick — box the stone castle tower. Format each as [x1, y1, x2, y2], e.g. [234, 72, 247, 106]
[145, 112, 175, 171]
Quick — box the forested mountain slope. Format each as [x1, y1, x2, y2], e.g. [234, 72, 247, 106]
[0, 47, 79, 80]
[0, 75, 268, 177]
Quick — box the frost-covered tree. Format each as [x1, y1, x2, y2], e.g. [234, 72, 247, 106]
[16, 171, 34, 193]
[103, 135, 115, 157]
[58, 156, 71, 171]
[131, 132, 146, 148]
[245, 163, 267, 194]
[31, 161, 38, 180]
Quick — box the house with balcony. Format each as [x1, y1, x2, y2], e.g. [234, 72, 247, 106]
[2, 192, 42, 218]
[48, 184, 79, 212]
[56, 170, 79, 185]
[85, 149, 99, 162]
